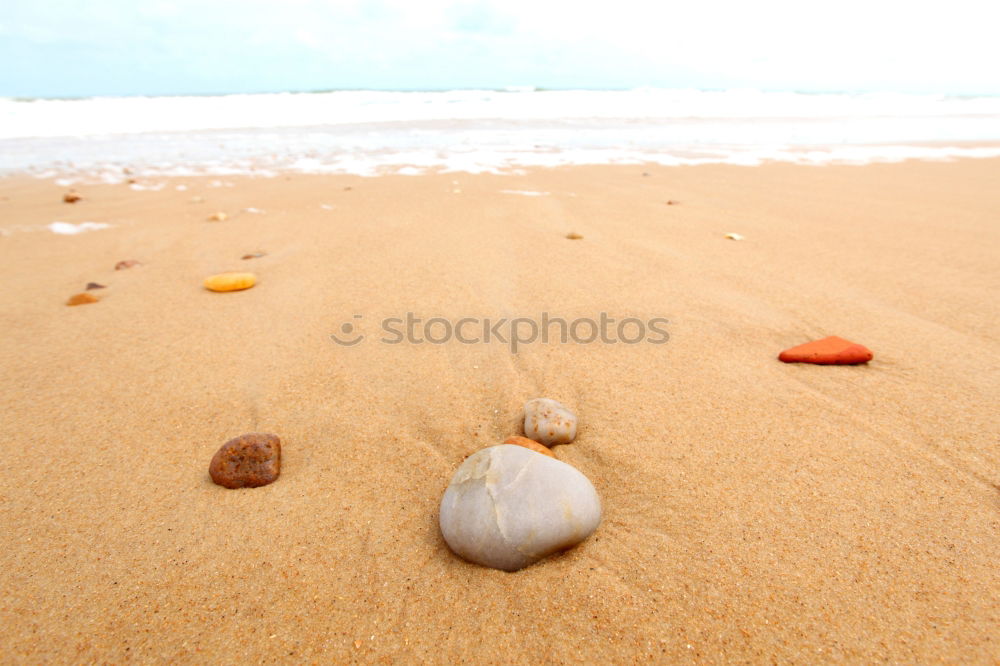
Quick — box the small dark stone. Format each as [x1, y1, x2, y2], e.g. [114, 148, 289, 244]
[85, 282, 106, 290]
[209, 433, 281, 489]
[241, 252, 266, 260]
[114, 260, 141, 270]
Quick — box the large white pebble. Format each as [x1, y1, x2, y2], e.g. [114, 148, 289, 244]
[524, 397, 577, 446]
[439, 445, 601, 571]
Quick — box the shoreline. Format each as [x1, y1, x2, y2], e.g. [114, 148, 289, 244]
[1, 161, 998, 662]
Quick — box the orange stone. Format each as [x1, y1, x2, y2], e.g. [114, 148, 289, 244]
[66, 292, 99, 306]
[503, 436, 555, 458]
[209, 433, 281, 489]
[778, 336, 873, 365]
[63, 191, 82, 203]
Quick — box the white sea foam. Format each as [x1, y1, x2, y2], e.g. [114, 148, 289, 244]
[2, 89, 999, 179]
[47, 222, 111, 235]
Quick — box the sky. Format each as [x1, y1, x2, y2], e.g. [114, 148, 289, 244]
[1, 0, 999, 98]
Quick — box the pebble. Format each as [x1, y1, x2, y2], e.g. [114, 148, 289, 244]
[241, 252, 266, 260]
[566, 232, 584, 240]
[204, 272, 256, 292]
[207, 212, 228, 222]
[63, 191, 82, 203]
[85, 282, 106, 290]
[778, 335, 873, 365]
[66, 292, 98, 306]
[439, 445, 601, 571]
[725, 232, 744, 240]
[524, 398, 577, 446]
[114, 260, 141, 270]
[503, 435, 555, 458]
[209, 433, 281, 488]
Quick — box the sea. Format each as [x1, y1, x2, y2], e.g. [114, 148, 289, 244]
[2, 88, 1000, 181]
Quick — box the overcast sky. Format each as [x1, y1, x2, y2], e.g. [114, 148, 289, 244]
[2, 0, 999, 98]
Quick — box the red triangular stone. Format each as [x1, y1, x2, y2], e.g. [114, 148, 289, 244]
[778, 336, 873, 365]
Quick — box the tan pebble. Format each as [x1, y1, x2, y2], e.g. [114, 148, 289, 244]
[63, 191, 82, 203]
[204, 272, 256, 292]
[503, 436, 555, 458]
[207, 212, 228, 222]
[566, 232, 583, 240]
[67, 292, 98, 306]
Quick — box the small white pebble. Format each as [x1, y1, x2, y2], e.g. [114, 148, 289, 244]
[724, 232, 744, 240]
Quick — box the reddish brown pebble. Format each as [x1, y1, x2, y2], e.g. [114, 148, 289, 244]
[666, 200, 679, 205]
[63, 191, 82, 203]
[566, 232, 583, 240]
[209, 433, 281, 489]
[85, 282, 106, 290]
[114, 260, 141, 270]
[503, 436, 555, 458]
[242, 252, 266, 260]
[778, 336, 873, 365]
[66, 292, 98, 306]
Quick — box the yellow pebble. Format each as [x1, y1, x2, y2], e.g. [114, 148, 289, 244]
[204, 272, 256, 292]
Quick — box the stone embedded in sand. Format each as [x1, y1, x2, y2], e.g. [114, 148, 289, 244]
[666, 200, 679, 205]
[203, 272, 256, 292]
[85, 282, 106, 290]
[66, 292, 98, 306]
[63, 191, 82, 203]
[114, 260, 141, 270]
[725, 232, 744, 240]
[503, 435, 555, 458]
[241, 252, 266, 260]
[566, 232, 584, 240]
[439, 445, 601, 571]
[207, 212, 228, 222]
[209, 433, 281, 489]
[524, 398, 577, 446]
[778, 336, 873, 365]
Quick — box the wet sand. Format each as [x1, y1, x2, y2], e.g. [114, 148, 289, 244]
[1, 161, 998, 662]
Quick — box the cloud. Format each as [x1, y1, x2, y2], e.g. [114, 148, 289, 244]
[2, 0, 999, 96]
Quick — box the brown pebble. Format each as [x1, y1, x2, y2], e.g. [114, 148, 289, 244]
[666, 200, 679, 205]
[63, 191, 82, 203]
[209, 433, 281, 489]
[66, 292, 98, 306]
[566, 232, 584, 240]
[115, 260, 141, 270]
[503, 436, 555, 458]
[242, 252, 266, 260]
[85, 282, 106, 290]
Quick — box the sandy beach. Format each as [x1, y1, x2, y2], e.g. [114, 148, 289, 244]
[1, 160, 998, 662]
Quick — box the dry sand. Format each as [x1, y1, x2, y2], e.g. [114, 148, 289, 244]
[1, 161, 998, 663]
